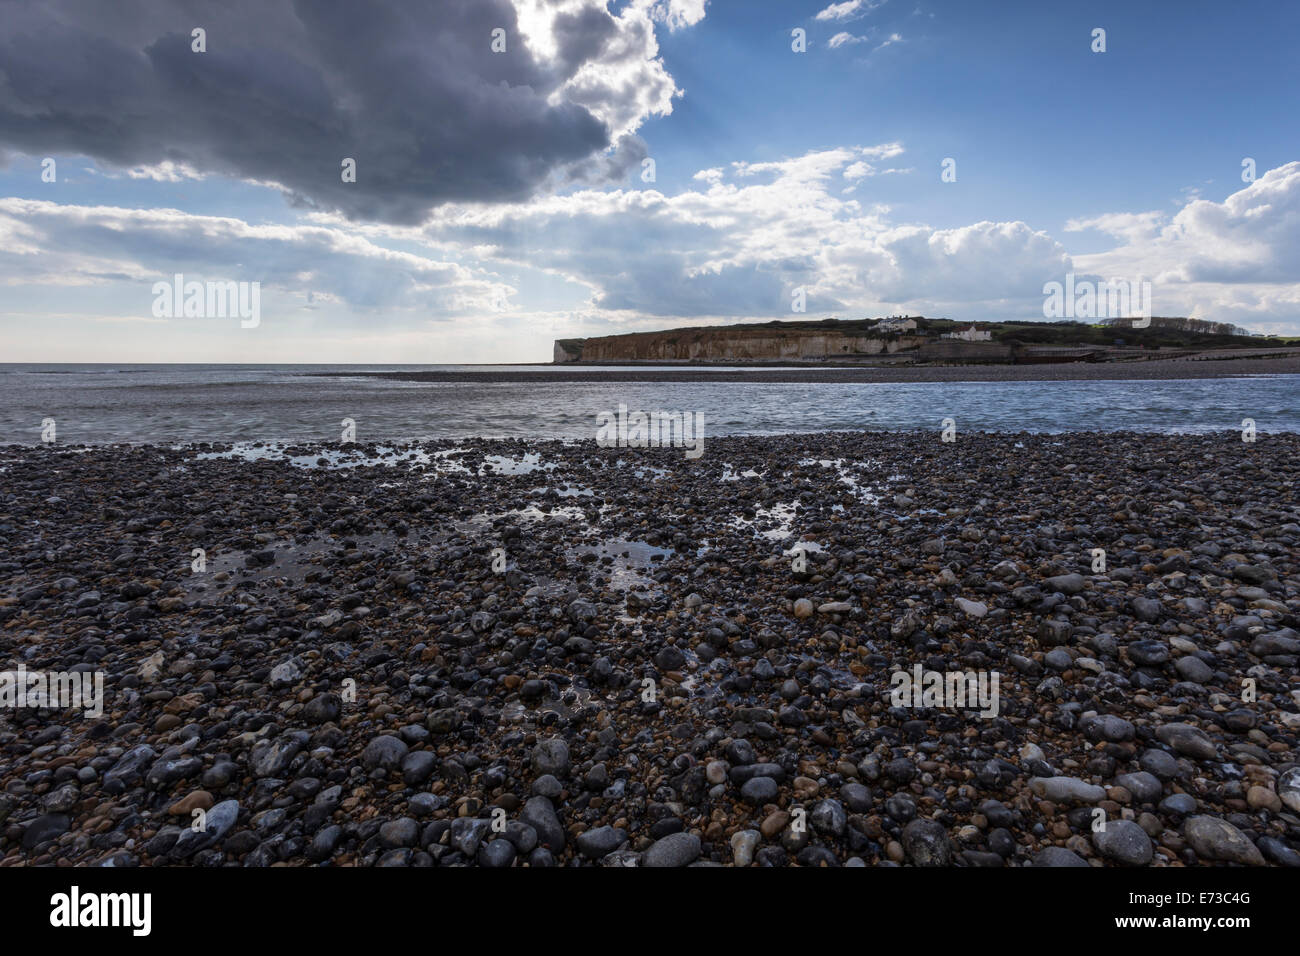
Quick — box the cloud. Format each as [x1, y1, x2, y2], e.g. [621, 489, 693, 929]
[124, 161, 206, 183]
[828, 29, 902, 54]
[1065, 210, 1165, 243]
[815, 1, 882, 22]
[828, 32, 868, 49]
[1068, 163, 1300, 327]
[399, 145, 1072, 321]
[1074, 163, 1300, 285]
[404, 151, 1300, 332]
[638, 0, 708, 31]
[0, 0, 701, 225]
[866, 221, 1070, 303]
[0, 198, 506, 316]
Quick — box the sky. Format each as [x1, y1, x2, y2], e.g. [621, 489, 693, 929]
[0, 0, 1297, 363]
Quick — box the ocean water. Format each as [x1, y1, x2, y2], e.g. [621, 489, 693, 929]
[0, 364, 1296, 445]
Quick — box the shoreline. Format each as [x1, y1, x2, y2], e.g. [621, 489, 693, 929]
[2, 431, 1298, 868]
[308, 354, 1300, 384]
[6, 422, 1300, 455]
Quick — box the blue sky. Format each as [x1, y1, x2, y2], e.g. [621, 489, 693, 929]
[1, 0, 1297, 362]
[647, 0, 1300, 237]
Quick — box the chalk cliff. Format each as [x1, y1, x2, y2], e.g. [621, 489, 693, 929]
[555, 319, 927, 363]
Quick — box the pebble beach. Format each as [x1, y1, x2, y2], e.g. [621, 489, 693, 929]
[1, 430, 1298, 867]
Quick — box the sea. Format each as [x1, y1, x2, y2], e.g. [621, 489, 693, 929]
[0, 364, 1297, 445]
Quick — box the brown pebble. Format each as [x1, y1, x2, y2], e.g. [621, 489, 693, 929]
[169, 791, 214, 816]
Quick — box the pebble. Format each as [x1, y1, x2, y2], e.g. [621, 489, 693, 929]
[741, 777, 780, 805]
[520, 797, 565, 852]
[731, 830, 760, 867]
[1029, 777, 1106, 803]
[361, 735, 408, 772]
[1092, 820, 1153, 865]
[576, 825, 627, 859]
[1032, 847, 1090, 867]
[531, 739, 571, 778]
[1113, 772, 1163, 804]
[1278, 768, 1300, 814]
[1156, 724, 1218, 761]
[478, 839, 517, 868]
[901, 819, 952, 866]
[643, 832, 701, 868]
[1183, 816, 1265, 866]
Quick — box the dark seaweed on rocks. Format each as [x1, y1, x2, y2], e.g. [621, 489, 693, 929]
[0, 431, 1298, 867]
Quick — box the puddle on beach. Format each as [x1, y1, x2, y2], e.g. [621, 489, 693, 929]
[572, 538, 673, 592]
[482, 452, 555, 475]
[182, 531, 411, 599]
[720, 464, 764, 481]
[194, 443, 563, 478]
[796, 457, 886, 505]
[479, 504, 588, 524]
[614, 459, 669, 481]
[540, 484, 596, 498]
[730, 501, 802, 544]
[501, 685, 603, 725]
[196, 443, 437, 470]
[796, 656, 863, 691]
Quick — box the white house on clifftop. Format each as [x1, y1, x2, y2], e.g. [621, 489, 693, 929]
[872, 317, 917, 333]
[942, 324, 992, 342]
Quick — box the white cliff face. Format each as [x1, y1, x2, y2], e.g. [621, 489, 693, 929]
[554, 341, 585, 363]
[572, 330, 926, 361]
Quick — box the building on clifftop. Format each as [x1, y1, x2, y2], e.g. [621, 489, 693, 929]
[942, 324, 992, 342]
[872, 317, 918, 333]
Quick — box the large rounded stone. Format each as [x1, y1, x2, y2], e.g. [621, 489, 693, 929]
[901, 819, 952, 866]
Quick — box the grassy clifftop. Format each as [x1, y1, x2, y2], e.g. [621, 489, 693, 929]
[920, 317, 1296, 349]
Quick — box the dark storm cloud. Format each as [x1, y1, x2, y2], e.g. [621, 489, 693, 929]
[551, 5, 618, 75]
[0, 0, 639, 223]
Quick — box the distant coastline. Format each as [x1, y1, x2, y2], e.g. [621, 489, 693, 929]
[551, 315, 1300, 367]
[310, 352, 1300, 384]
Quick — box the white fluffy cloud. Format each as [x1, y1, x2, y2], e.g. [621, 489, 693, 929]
[512, 0, 692, 148]
[829, 30, 903, 53]
[638, 0, 709, 31]
[405, 145, 1071, 323]
[1071, 162, 1300, 329]
[406, 151, 1300, 333]
[828, 32, 868, 49]
[815, 1, 882, 22]
[0, 199, 505, 317]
